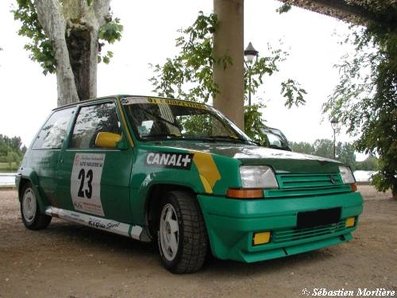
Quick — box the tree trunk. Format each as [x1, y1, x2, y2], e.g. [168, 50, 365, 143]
[35, 0, 111, 106]
[213, 0, 245, 129]
[63, 0, 111, 101]
[35, 0, 79, 106]
[66, 26, 98, 101]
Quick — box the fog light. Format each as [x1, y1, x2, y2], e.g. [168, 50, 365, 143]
[345, 217, 355, 228]
[253, 231, 271, 245]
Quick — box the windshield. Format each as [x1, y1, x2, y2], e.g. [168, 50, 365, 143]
[122, 97, 252, 143]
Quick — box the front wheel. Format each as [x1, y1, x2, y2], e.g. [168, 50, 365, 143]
[20, 182, 52, 230]
[157, 191, 208, 273]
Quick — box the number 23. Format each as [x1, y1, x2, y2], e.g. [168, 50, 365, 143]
[77, 169, 93, 199]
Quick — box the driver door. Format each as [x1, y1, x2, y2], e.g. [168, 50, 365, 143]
[56, 100, 133, 223]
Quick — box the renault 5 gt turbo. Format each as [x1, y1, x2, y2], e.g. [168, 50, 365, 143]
[16, 95, 363, 273]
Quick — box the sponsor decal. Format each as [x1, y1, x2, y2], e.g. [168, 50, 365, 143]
[146, 152, 193, 170]
[46, 207, 141, 239]
[70, 153, 105, 216]
[147, 98, 207, 110]
[88, 218, 121, 230]
[121, 96, 207, 110]
[192, 151, 221, 193]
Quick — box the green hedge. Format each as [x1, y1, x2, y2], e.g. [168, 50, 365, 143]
[0, 162, 20, 172]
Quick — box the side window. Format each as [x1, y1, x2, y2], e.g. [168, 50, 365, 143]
[70, 103, 121, 149]
[33, 108, 74, 150]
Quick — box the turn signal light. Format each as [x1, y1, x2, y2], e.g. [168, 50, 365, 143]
[226, 188, 263, 199]
[350, 183, 357, 192]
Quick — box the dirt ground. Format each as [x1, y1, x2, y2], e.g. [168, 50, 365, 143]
[0, 185, 396, 298]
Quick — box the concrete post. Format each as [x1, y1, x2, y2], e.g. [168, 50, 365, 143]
[213, 0, 245, 130]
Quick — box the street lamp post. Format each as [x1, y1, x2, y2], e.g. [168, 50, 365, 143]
[244, 42, 259, 106]
[331, 118, 338, 159]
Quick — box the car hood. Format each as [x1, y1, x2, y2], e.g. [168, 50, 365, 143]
[150, 141, 341, 174]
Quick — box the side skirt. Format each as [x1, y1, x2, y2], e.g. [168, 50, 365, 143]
[45, 207, 149, 242]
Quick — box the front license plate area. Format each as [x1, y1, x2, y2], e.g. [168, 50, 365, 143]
[297, 207, 341, 229]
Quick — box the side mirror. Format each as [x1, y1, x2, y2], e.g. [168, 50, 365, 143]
[260, 127, 291, 151]
[95, 132, 122, 149]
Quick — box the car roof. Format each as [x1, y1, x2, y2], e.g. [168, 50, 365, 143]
[52, 95, 209, 111]
[52, 95, 126, 111]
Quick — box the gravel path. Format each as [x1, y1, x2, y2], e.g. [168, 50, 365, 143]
[0, 185, 396, 298]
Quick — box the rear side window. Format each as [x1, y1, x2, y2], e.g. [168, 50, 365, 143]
[33, 108, 74, 150]
[69, 102, 121, 149]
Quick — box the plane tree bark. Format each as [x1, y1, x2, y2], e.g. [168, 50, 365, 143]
[34, 0, 110, 105]
[14, 0, 122, 106]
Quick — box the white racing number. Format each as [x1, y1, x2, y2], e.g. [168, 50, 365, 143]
[71, 153, 105, 216]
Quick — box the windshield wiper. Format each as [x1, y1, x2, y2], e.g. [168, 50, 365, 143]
[142, 133, 181, 140]
[196, 136, 252, 144]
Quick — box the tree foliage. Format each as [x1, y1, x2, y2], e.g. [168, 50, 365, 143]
[356, 155, 379, 171]
[0, 135, 26, 171]
[13, 0, 123, 104]
[323, 3, 397, 198]
[290, 139, 357, 169]
[13, 0, 55, 74]
[13, 0, 123, 75]
[150, 11, 306, 140]
[149, 12, 221, 103]
[290, 141, 314, 155]
[244, 104, 267, 143]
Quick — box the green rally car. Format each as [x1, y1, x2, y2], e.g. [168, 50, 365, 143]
[16, 95, 363, 273]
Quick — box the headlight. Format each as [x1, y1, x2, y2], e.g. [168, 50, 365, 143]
[339, 166, 356, 184]
[240, 166, 278, 188]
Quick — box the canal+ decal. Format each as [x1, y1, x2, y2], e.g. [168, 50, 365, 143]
[146, 152, 193, 170]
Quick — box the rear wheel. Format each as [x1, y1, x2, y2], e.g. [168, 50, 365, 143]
[157, 191, 208, 273]
[20, 182, 51, 230]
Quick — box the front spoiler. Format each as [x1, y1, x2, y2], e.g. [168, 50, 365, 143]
[197, 191, 363, 262]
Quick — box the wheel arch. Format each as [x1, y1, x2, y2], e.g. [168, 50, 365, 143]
[17, 169, 39, 201]
[17, 178, 30, 202]
[17, 170, 47, 213]
[144, 183, 197, 238]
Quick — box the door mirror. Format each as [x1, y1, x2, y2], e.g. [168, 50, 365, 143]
[95, 132, 122, 149]
[261, 127, 291, 151]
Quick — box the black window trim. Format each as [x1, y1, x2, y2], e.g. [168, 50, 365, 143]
[66, 99, 125, 151]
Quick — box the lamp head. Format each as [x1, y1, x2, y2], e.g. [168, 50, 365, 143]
[244, 42, 259, 64]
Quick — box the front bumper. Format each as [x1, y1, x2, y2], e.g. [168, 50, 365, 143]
[197, 191, 363, 262]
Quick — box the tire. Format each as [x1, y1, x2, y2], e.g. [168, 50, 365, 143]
[157, 191, 208, 273]
[20, 182, 52, 230]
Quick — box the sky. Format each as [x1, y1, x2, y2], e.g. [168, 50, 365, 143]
[0, 0, 356, 150]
